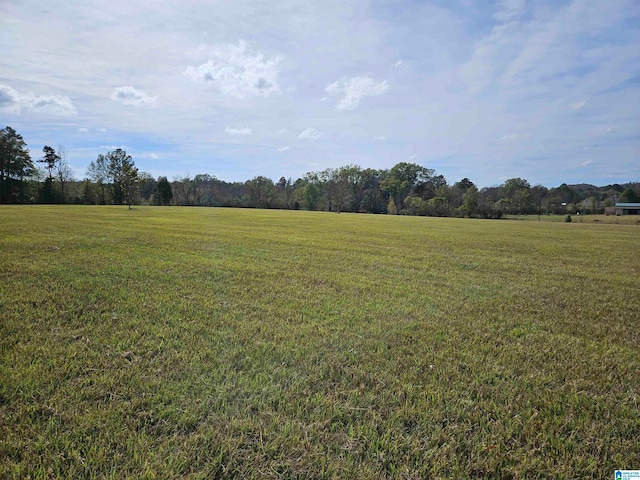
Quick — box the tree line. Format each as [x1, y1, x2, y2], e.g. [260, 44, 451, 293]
[2, 125, 638, 216]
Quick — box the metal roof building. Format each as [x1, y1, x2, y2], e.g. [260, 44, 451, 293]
[615, 203, 640, 215]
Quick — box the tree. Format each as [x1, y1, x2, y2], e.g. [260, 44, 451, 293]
[356, 168, 385, 213]
[171, 175, 197, 205]
[406, 196, 427, 215]
[38, 177, 57, 204]
[426, 196, 449, 216]
[619, 187, 639, 203]
[274, 176, 296, 209]
[39, 146, 60, 180]
[192, 174, 215, 206]
[301, 173, 322, 211]
[87, 154, 109, 204]
[56, 146, 73, 203]
[477, 187, 504, 219]
[80, 179, 96, 204]
[530, 185, 548, 218]
[246, 176, 275, 208]
[381, 162, 435, 210]
[556, 183, 578, 206]
[502, 178, 531, 214]
[450, 178, 476, 212]
[155, 176, 173, 205]
[319, 167, 354, 213]
[461, 185, 479, 217]
[387, 197, 397, 215]
[138, 171, 156, 203]
[454, 178, 475, 190]
[87, 148, 139, 206]
[0, 126, 36, 203]
[116, 155, 140, 208]
[38, 146, 61, 203]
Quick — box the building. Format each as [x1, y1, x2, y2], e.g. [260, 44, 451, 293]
[615, 203, 640, 215]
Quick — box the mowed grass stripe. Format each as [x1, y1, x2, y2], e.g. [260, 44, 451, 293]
[1, 206, 638, 478]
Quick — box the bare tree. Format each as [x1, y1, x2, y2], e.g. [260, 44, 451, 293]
[57, 145, 73, 203]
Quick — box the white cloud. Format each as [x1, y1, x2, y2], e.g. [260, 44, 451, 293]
[277, 146, 290, 152]
[394, 60, 404, 67]
[184, 40, 282, 98]
[275, 128, 288, 135]
[298, 128, 321, 140]
[325, 76, 389, 111]
[138, 152, 160, 159]
[499, 133, 520, 141]
[225, 126, 252, 136]
[373, 135, 387, 141]
[499, 133, 531, 141]
[0, 85, 17, 109]
[579, 159, 593, 167]
[494, 0, 526, 23]
[502, 21, 559, 86]
[78, 127, 89, 133]
[97, 128, 107, 133]
[0, 83, 76, 116]
[409, 154, 418, 160]
[110, 86, 157, 107]
[460, 0, 527, 94]
[99, 145, 129, 150]
[572, 99, 588, 110]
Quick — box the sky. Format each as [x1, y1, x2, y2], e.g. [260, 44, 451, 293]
[1, 0, 639, 188]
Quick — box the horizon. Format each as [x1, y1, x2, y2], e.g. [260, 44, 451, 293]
[1, 0, 639, 188]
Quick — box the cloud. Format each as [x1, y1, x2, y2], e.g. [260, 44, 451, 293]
[184, 40, 282, 98]
[298, 128, 321, 140]
[499, 133, 532, 141]
[499, 133, 520, 141]
[274, 128, 288, 135]
[373, 135, 387, 142]
[0, 85, 15, 108]
[99, 145, 129, 150]
[460, 0, 527, 93]
[0, 83, 76, 116]
[225, 126, 252, 136]
[138, 152, 160, 159]
[409, 154, 417, 160]
[579, 159, 593, 167]
[325, 76, 389, 110]
[110, 86, 157, 106]
[277, 146, 290, 152]
[493, 0, 526, 23]
[78, 127, 89, 133]
[502, 21, 559, 86]
[572, 99, 588, 110]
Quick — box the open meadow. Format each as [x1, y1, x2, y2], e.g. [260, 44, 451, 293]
[1, 206, 639, 479]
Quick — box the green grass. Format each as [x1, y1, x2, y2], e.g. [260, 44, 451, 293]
[1, 206, 639, 479]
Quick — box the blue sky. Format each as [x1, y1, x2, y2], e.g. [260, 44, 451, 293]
[1, 0, 639, 187]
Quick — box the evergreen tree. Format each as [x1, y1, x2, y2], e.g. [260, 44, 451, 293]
[0, 126, 35, 203]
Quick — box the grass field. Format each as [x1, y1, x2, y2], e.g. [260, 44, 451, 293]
[1, 206, 639, 479]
